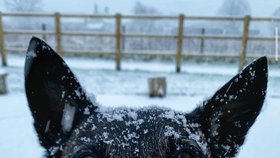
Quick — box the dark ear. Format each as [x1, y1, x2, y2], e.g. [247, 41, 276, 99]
[192, 57, 268, 157]
[24, 37, 97, 154]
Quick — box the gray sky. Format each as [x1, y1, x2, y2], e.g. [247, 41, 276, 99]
[0, 0, 279, 17]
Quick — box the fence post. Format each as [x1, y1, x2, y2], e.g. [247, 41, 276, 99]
[42, 23, 46, 41]
[239, 15, 250, 71]
[0, 12, 7, 66]
[176, 14, 185, 73]
[55, 12, 62, 56]
[115, 13, 122, 71]
[200, 28, 205, 54]
[122, 25, 126, 51]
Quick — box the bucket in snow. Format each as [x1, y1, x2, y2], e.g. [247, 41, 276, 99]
[148, 77, 167, 97]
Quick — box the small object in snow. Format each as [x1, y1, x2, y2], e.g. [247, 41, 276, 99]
[148, 77, 167, 97]
[0, 70, 7, 94]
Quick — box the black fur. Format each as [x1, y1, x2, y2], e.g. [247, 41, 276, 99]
[25, 37, 267, 158]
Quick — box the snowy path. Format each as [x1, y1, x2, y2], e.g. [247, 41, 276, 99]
[0, 55, 279, 157]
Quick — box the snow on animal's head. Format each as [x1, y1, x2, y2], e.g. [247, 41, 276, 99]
[24, 37, 267, 158]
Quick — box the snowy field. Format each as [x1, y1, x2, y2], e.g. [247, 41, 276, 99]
[0, 55, 279, 158]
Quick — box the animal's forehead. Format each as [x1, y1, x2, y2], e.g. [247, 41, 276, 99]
[89, 106, 200, 134]
[63, 107, 209, 157]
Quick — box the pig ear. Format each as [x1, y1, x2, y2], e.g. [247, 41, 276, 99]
[24, 37, 97, 153]
[191, 57, 268, 157]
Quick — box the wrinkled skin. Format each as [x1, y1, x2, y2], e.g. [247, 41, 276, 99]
[25, 37, 267, 158]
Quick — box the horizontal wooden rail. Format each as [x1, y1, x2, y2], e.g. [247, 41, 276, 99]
[2, 12, 54, 17]
[4, 30, 279, 42]
[5, 48, 275, 58]
[2, 12, 280, 22]
[124, 34, 176, 39]
[4, 12, 280, 21]
[62, 32, 115, 37]
[184, 35, 242, 40]
[184, 16, 245, 21]
[249, 36, 279, 41]
[122, 15, 178, 20]
[63, 50, 115, 55]
[61, 14, 115, 19]
[5, 48, 27, 52]
[4, 30, 55, 35]
[251, 17, 280, 22]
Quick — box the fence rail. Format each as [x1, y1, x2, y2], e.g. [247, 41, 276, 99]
[0, 12, 279, 72]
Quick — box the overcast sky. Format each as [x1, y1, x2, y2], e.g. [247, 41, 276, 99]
[0, 0, 280, 17]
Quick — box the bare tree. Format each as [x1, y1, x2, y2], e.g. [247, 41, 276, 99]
[128, 1, 160, 50]
[273, 7, 280, 16]
[4, 0, 43, 30]
[133, 1, 158, 15]
[217, 0, 251, 35]
[4, 0, 42, 12]
[218, 0, 251, 16]
[270, 8, 280, 35]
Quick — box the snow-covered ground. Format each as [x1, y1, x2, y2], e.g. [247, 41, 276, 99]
[0, 55, 279, 158]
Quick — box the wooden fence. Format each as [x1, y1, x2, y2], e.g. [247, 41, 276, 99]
[0, 12, 279, 72]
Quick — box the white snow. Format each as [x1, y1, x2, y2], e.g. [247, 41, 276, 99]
[0, 55, 279, 158]
[26, 50, 37, 59]
[61, 103, 76, 132]
[0, 69, 6, 75]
